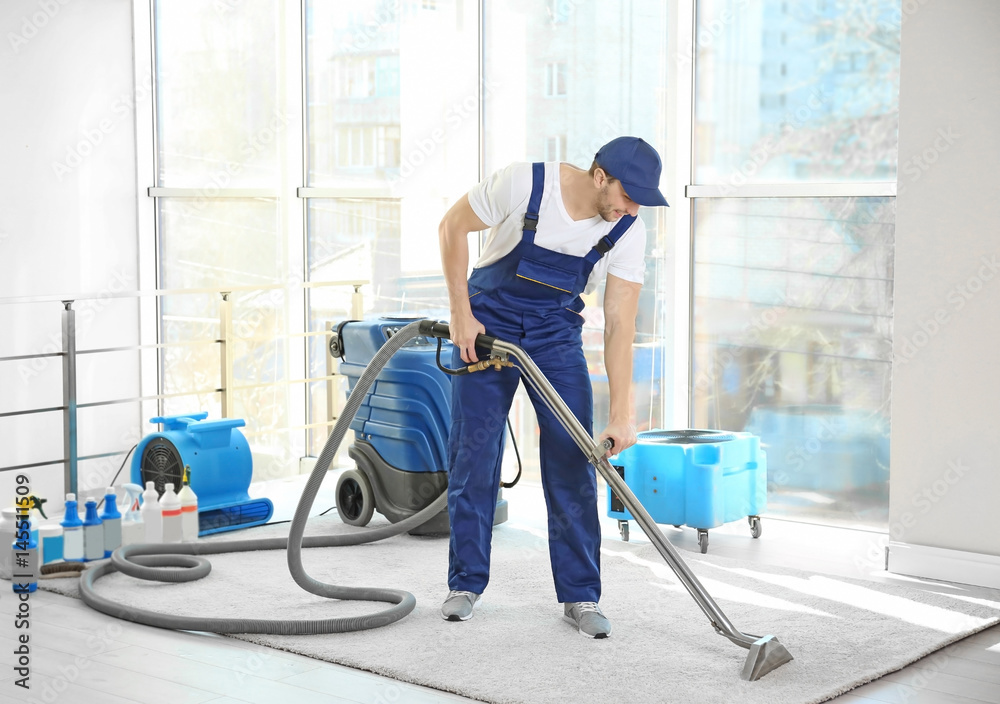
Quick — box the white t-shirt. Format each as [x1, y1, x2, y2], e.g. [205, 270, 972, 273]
[466, 162, 647, 294]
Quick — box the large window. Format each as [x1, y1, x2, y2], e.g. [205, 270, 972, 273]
[484, 0, 672, 481]
[153, 1, 299, 476]
[692, 0, 901, 528]
[148, 1, 903, 532]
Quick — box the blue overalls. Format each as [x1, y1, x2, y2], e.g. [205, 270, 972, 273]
[447, 162, 635, 603]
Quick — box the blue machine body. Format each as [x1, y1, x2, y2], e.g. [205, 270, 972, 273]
[607, 429, 766, 530]
[130, 412, 273, 535]
[338, 318, 453, 475]
[335, 316, 508, 533]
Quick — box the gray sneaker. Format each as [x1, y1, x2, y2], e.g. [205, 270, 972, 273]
[441, 590, 481, 621]
[563, 601, 611, 638]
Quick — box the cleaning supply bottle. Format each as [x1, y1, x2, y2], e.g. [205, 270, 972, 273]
[100, 487, 122, 557]
[120, 483, 144, 546]
[61, 493, 84, 562]
[11, 515, 38, 593]
[179, 466, 199, 541]
[83, 499, 104, 561]
[160, 483, 182, 543]
[39, 524, 63, 565]
[0, 507, 17, 580]
[28, 495, 47, 546]
[140, 481, 162, 543]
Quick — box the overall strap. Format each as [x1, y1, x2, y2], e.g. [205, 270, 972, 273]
[585, 214, 637, 265]
[521, 162, 545, 245]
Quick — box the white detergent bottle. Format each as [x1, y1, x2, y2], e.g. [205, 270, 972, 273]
[160, 483, 183, 543]
[178, 468, 199, 541]
[120, 483, 145, 546]
[61, 494, 84, 562]
[140, 482, 162, 543]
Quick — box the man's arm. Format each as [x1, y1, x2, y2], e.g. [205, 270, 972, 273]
[598, 273, 642, 455]
[439, 194, 490, 363]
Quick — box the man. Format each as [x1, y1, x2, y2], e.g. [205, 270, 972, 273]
[437, 136, 669, 638]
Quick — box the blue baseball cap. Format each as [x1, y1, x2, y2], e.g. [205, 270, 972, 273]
[594, 137, 669, 207]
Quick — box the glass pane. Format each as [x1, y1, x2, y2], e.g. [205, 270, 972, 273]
[156, 197, 301, 472]
[306, 0, 478, 192]
[483, 1, 671, 480]
[692, 197, 894, 528]
[154, 0, 283, 186]
[694, 0, 901, 183]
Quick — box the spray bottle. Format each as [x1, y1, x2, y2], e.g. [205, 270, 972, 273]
[178, 465, 199, 541]
[11, 513, 37, 593]
[61, 494, 84, 562]
[100, 487, 122, 557]
[160, 483, 183, 543]
[120, 483, 144, 546]
[140, 481, 162, 543]
[28, 495, 47, 546]
[83, 499, 104, 561]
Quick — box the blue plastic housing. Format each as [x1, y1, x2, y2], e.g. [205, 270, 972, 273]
[130, 412, 273, 535]
[607, 429, 767, 530]
[338, 318, 453, 475]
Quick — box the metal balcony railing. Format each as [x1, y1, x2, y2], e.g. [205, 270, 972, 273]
[0, 280, 366, 496]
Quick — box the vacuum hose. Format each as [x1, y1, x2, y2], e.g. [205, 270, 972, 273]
[79, 320, 449, 634]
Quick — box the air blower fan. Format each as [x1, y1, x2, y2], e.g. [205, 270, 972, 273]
[130, 412, 273, 535]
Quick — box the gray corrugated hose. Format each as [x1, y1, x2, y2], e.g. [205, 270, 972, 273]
[79, 320, 448, 634]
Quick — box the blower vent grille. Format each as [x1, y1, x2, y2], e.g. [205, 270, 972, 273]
[139, 437, 185, 497]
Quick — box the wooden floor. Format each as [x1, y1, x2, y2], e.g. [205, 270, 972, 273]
[1, 474, 997, 704]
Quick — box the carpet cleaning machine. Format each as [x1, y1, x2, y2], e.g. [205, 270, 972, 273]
[78, 318, 793, 681]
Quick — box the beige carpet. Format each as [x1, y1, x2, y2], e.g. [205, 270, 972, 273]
[41, 515, 1000, 704]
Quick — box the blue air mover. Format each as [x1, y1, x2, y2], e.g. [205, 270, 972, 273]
[607, 429, 766, 553]
[331, 316, 508, 535]
[130, 413, 273, 535]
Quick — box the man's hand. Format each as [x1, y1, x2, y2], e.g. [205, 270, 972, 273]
[598, 419, 637, 456]
[451, 310, 486, 364]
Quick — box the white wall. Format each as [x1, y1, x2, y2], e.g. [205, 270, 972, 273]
[0, 0, 141, 503]
[890, 1, 1000, 572]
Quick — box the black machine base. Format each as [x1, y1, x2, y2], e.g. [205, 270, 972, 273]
[348, 440, 508, 536]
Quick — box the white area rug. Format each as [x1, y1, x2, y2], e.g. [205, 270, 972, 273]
[42, 516, 1000, 704]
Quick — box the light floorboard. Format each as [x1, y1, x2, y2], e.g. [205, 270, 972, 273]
[1, 475, 997, 704]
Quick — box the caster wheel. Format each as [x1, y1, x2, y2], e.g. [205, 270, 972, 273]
[697, 529, 709, 554]
[618, 520, 630, 542]
[749, 515, 762, 539]
[336, 469, 375, 527]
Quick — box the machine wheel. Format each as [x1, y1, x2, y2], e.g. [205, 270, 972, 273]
[618, 520, 630, 542]
[749, 515, 762, 539]
[697, 529, 709, 554]
[336, 469, 375, 527]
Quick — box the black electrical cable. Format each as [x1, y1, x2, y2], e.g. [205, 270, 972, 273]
[96, 443, 138, 510]
[501, 417, 522, 489]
